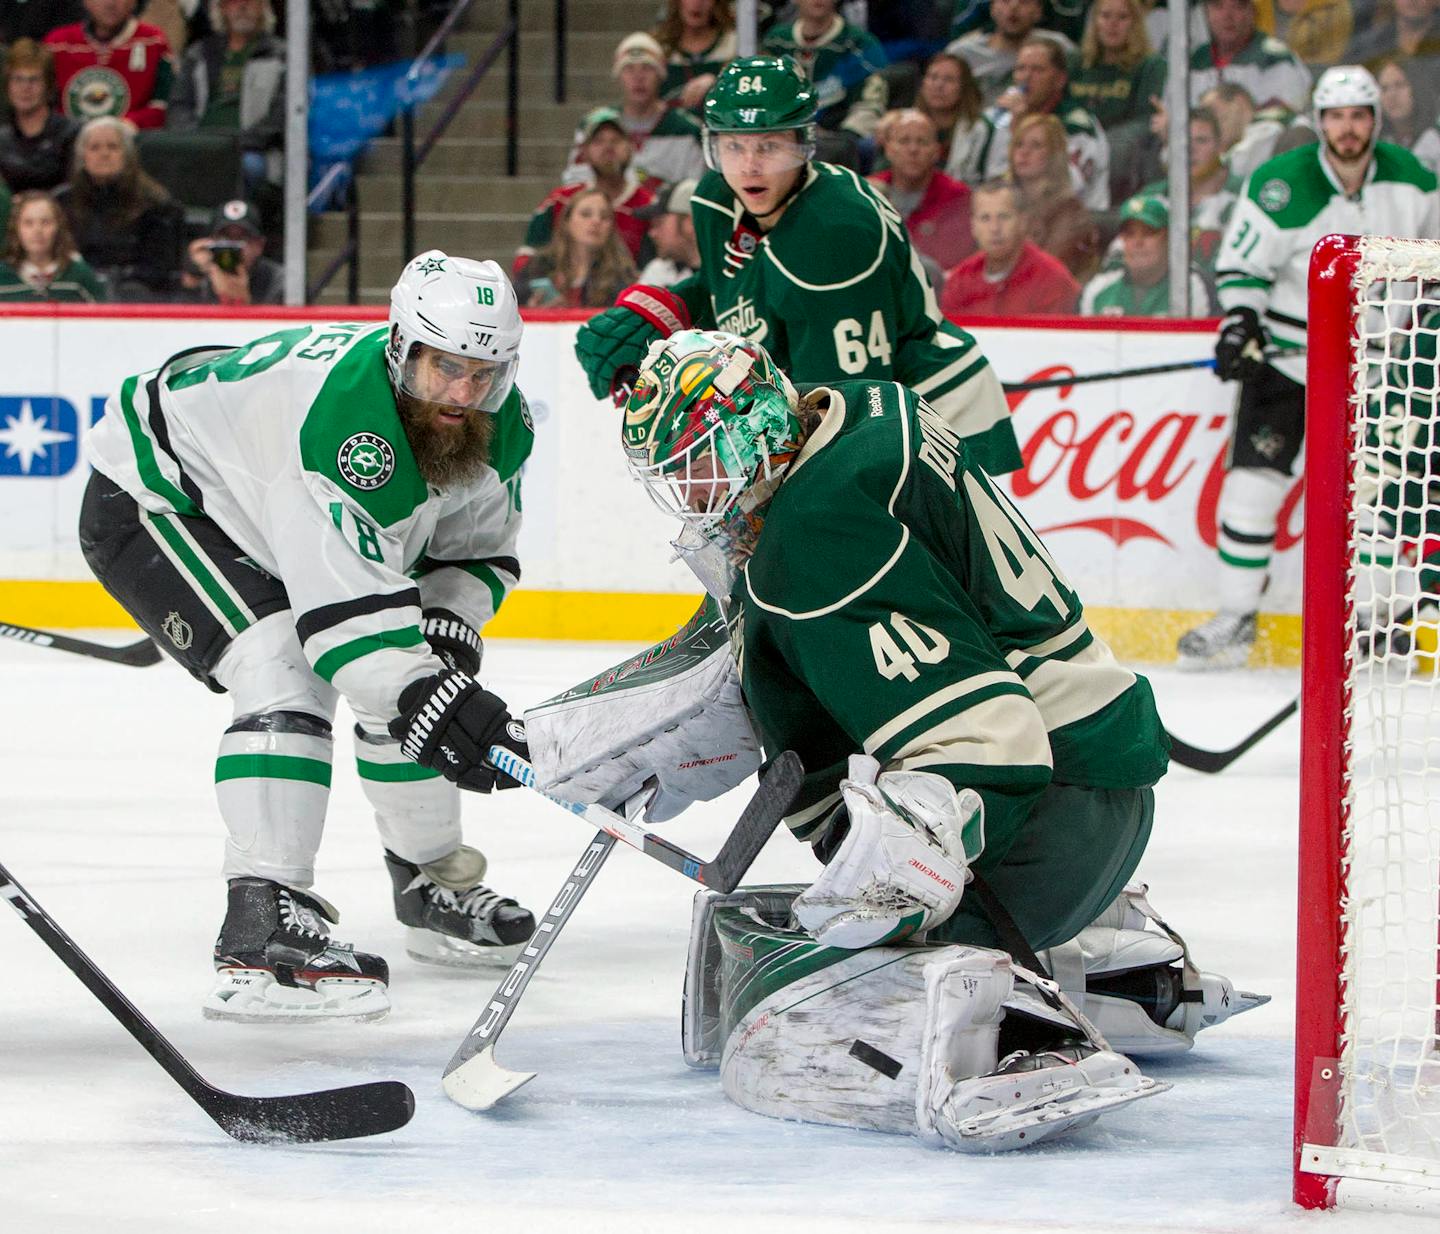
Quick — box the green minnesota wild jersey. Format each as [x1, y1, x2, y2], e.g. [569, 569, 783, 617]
[675, 164, 1020, 475]
[86, 322, 532, 720]
[732, 380, 1169, 869]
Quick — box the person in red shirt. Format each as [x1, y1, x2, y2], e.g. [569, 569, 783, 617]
[512, 107, 657, 279]
[45, 0, 174, 131]
[940, 179, 1079, 319]
[867, 109, 974, 275]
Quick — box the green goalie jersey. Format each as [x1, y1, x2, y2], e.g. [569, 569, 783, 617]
[732, 380, 1170, 870]
[673, 163, 1020, 475]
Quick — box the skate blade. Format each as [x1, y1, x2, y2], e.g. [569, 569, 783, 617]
[442, 1044, 535, 1111]
[947, 1076, 1171, 1152]
[1229, 989, 1272, 1017]
[203, 968, 391, 1023]
[405, 927, 527, 970]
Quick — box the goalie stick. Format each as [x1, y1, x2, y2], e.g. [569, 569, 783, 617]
[442, 752, 804, 1112]
[486, 745, 803, 891]
[0, 860, 415, 1144]
[1165, 698, 1298, 774]
[0, 621, 161, 667]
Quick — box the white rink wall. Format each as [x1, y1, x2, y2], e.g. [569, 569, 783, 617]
[0, 307, 1302, 627]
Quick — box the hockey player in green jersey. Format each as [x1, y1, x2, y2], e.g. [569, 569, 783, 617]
[575, 54, 1021, 476]
[80, 252, 541, 1023]
[602, 328, 1264, 1151]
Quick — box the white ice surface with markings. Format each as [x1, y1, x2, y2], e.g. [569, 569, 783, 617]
[0, 638, 1426, 1232]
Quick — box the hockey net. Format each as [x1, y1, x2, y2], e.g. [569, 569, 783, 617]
[1296, 234, 1440, 1213]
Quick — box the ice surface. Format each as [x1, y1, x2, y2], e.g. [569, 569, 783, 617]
[0, 639, 1423, 1232]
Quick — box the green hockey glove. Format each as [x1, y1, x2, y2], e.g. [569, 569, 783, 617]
[574, 284, 691, 405]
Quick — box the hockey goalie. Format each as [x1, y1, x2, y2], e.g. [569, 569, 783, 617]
[529, 329, 1267, 1151]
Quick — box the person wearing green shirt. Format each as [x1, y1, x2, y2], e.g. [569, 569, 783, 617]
[0, 189, 107, 302]
[575, 55, 1020, 476]
[1080, 194, 1212, 317]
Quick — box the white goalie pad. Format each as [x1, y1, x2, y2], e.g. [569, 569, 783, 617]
[524, 599, 760, 822]
[691, 887, 1167, 1151]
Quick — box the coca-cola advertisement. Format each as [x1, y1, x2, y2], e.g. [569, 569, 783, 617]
[976, 319, 1304, 616]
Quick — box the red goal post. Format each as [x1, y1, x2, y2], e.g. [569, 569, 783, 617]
[1296, 234, 1440, 1214]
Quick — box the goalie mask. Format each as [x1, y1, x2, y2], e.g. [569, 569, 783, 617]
[387, 250, 521, 414]
[622, 330, 803, 590]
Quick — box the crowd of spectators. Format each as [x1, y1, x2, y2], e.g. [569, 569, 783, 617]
[4, 0, 1439, 313]
[513, 0, 1440, 326]
[0, 0, 393, 301]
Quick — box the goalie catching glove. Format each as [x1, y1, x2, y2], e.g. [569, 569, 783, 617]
[389, 670, 528, 792]
[574, 284, 691, 405]
[793, 755, 981, 949]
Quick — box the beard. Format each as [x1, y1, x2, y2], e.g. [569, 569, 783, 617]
[397, 390, 494, 488]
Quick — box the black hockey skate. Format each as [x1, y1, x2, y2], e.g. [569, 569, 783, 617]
[1176, 609, 1257, 671]
[384, 847, 536, 969]
[204, 878, 390, 1023]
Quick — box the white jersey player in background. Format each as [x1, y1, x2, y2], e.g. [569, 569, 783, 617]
[1178, 66, 1440, 669]
[80, 252, 540, 1023]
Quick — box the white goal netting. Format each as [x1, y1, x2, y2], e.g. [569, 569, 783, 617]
[1335, 235, 1440, 1181]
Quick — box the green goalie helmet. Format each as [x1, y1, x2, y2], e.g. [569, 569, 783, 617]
[621, 330, 803, 546]
[702, 55, 817, 171]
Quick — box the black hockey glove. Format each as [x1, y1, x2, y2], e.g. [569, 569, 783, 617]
[389, 671, 529, 793]
[421, 607, 482, 675]
[1214, 307, 1267, 382]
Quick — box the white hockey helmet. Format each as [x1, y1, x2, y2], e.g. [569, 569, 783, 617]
[387, 250, 522, 414]
[1312, 65, 1381, 129]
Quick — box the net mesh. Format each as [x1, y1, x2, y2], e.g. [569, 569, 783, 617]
[1339, 235, 1440, 1162]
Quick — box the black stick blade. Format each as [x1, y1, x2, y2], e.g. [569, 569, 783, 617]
[201, 1080, 416, 1144]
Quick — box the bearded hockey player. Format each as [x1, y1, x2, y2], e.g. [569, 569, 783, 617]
[1178, 66, 1439, 669]
[574, 54, 1020, 476]
[80, 252, 539, 1023]
[573, 328, 1265, 1151]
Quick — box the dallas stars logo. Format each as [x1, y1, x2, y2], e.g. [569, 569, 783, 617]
[337, 432, 396, 490]
[415, 256, 447, 275]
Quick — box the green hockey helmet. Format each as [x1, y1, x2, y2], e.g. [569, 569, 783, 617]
[622, 330, 802, 546]
[702, 55, 817, 172]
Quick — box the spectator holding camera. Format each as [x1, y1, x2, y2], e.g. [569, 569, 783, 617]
[179, 198, 281, 305]
[0, 40, 80, 195]
[54, 115, 181, 298]
[45, 0, 175, 130]
[167, 0, 285, 199]
[514, 186, 637, 308]
[0, 188, 106, 301]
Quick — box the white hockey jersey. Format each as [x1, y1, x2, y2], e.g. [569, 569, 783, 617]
[86, 322, 532, 721]
[1214, 141, 1439, 383]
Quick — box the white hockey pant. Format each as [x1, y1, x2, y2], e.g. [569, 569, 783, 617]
[212, 613, 460, 888]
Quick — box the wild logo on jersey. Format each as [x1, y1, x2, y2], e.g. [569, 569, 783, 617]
[715, 295, 767, 343]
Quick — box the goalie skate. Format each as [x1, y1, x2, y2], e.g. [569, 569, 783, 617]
[385, 848, 535, 969]
[936, 1045, 1169, 1152]
[204, 879, 390, 1023]
[1176, 610, 1257, 671]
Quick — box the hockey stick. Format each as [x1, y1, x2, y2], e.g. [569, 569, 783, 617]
[486, 745, 803, 891]
[1003, 348, 1306, 393]
[0, 621, 161, 667]
[443, 755, 804, 1111]
[1165, 697, 1298, 774]
[0, 860, 415, 1144]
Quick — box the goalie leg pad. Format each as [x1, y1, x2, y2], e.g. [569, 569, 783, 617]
[1038, 884, 1271, 1056]
[704, 893, 1167, 1149]
[792, 755, 977, 950]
